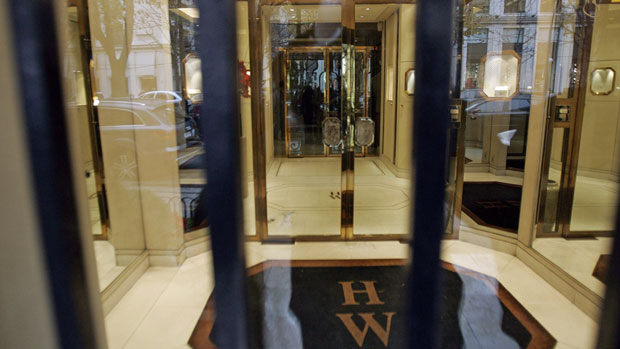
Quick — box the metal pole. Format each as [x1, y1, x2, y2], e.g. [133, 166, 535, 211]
[340, 0, 355, 240]
[196, 0, 249, 347]
[8, 0, 105, 347]
[407, 0, 455, 347]
[248, 0, 268, 240]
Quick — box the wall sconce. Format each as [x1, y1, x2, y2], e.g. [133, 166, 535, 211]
[182, 53, 202, 101]
[480, 50, 521, 99]
[405, 68, 415, 96]
[590, 67, 615, 95]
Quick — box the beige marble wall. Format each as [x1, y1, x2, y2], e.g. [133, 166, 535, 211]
[577, 4, 620, 181]
[381, 10, 398, 163]
[394, 4, 416, 172]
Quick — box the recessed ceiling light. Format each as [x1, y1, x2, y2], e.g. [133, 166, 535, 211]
[177, 8, 199, 19]
[360, 15, 365, 18]
[289, 8, 295, 12]
[365, 7, 371, 11]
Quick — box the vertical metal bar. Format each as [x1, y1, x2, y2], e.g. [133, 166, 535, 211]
[7, 0, 102, 347]
[248, 0, 268, 240]
[340, 0, 355, 240]
[558, 6, 595, 237]
[596, 202, 620, 348]
[407, 0, 455, 347]
[196, 1, 249, 348]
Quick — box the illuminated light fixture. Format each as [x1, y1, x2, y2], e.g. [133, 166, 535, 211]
[480, 50, 521, 99]
[290, 8, 295, 11]
[171, 8, 199, 22]
[365, 7, 371, 11]
[360, 15, 365, 18]
[591, 67, 616, 95]
[93, 96, 100, 106]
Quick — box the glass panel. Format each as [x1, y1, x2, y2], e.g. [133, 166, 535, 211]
[460, 0, 537, 237]
[533, 0, 619, 301]
[353, 3, 413, 237]
[539, 128, 567, 234]
[286, 51, 326, 156]
[63, 4, 120, 292]
[262, 4, 343, 237]
[570, 2, 620, 236]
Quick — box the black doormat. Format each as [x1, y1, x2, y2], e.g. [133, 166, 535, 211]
[462, 182, 522, 233]
[593, 254, 611, 284]
[189, 260, 555, 348]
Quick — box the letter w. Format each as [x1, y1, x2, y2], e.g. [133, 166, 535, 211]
[336, 312, 395, 347]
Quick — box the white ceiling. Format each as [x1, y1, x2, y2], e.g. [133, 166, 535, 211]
[263, 4, 399, 24]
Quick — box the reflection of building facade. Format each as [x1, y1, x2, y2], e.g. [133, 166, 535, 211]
[462, 0, 540, 94]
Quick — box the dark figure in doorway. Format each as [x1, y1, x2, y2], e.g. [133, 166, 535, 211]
[301, 85, 314, 125]
[312, 83, 324, 127]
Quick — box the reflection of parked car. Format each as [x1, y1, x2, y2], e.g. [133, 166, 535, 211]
[465, 95, 530, 118]
[137, 90, 184, 103]
[463, 92, 531, 156]
[97, 99, 200, 151]
[136, 92, 201, 141]
[138, 91, 203, 140]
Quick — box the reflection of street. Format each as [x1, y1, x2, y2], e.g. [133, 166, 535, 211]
[177, 142, 204, 169]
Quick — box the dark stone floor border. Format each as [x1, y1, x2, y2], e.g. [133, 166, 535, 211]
[188, 259, 556, 348]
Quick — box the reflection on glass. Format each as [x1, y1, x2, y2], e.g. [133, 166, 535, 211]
[590, 67, 615, 95]
[480, 51, 521, 99]
[405, 68, 415, 95]
[533, 1, 618, 300]
[286, 51, 326, 156]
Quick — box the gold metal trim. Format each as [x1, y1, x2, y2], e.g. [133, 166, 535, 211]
[590, 67, 616, 96]
[479, 50, 522, 101]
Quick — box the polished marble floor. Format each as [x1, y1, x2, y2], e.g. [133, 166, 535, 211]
[93, 241, 125, 291]
[103, 239, 599, 349]
[243, 158, 410, 237]
[533, 237, 613, 297]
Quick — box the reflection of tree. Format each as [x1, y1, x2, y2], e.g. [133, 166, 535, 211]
[91, 0, 135, 97]
[90, 0, 169, 97]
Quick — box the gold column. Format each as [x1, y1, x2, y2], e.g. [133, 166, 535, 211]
[248, 0, 268, 240]
[340, 0, 355, 240]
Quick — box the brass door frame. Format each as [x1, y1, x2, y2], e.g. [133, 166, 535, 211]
[282, 46, 372, 157]
[535, 5, 611, 238]
[74, 0, 110, 241]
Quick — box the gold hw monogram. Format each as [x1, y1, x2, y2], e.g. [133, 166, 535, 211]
[336, 281, 395, 347]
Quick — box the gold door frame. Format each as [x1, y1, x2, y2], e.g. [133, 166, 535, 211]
[73, 0, 109, 241]
[282, 46, 372, 157]
[535, 9, 613, 238]
[247, 2, 415, 243]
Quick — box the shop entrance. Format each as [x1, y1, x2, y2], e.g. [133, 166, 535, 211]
[282, 46, 374, 157]
[536, 2, 618, 239]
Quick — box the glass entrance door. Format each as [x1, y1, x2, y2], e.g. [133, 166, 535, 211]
[285, 50, 327, 156]
[536, 0, 619, 239]
[283, 47, 373, 157]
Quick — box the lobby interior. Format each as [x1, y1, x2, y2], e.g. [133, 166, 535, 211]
[7, 0, 619, 347]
